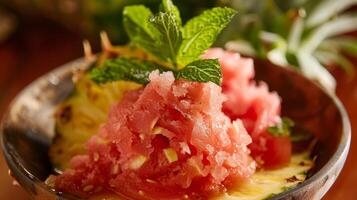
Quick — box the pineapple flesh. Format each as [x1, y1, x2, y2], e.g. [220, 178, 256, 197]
[49, 45, 145, 170]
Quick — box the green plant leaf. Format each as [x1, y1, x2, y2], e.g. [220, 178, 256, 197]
[296, 51, 336, 92]
[267, 117, 295, 137]
[225, 40, 257, 56]
[260, 31, 289, 66]
[321, 37, 357, 56]
[160, 0, 182, 26]
[287, 14, 304, 52]
[150, 11, 182, 65]
[218, 0, 355, 92]
[90, 58, 222, 86]
[124, 1, 183, 66]
[90, 57, 168, 85]
[177, 7, 237, 65]
[97, 1, 228, 86]
[123, 1, 236, 68]
[176, 59, 222, 85]
[123, 6, 161, 58]
[314, 50, 354, 74]
[301, 13, 357, 54]
[306, 0, 357, 28]
[260, 0, 289, 37]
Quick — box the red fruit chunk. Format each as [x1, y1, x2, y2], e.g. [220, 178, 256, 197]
[203, 48, 291, 168]
[55, 71, 256, 199]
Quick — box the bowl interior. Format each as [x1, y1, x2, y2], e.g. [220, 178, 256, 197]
[0, 58, 350, 199]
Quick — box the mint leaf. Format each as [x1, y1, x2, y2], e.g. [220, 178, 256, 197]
[268, 117, 295, 137]
[123, 6, 162, 59]
[123, 1, 236, 67]
[90, 58, 167, 85]
[282, 117, 295, 127]
[150, 11, 182, 65]
[176, 59, 222, 85]
[98, 1, 229, 86]
[177, 7, 237, 65]
[90, 58, 222, 86]
[160, 0, 182, 26]
[124, 3, 182, 66]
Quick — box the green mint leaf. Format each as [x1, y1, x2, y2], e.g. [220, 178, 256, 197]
[282, 117, 295, 127]
[177, 7, 237, 65]
[123, 6, 162, 59]
[123, 1, 182, 65]
[267, 126, 282, 136]
[123, 2, 235, 67]
[150, 11, 182, 65]
[90, 58, 222, 86]
[160, 0, 182, 26]
[268, 117, 295, 137]
[90, 58, 167, 85]
[176, 59, 222, 85]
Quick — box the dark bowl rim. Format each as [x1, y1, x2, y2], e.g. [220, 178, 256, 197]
[0, 57, 352, 199]
[271, 85, 351, 199]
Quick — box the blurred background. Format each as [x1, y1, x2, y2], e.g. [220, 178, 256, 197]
[0, 0, 356, 199]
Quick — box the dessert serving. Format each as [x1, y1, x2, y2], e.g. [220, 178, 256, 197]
[45, 1, 315, 199]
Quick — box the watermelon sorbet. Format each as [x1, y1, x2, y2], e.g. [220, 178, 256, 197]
[54, 49, 291, 199]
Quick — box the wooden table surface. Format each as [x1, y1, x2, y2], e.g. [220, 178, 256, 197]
[0, 22, 356, 200]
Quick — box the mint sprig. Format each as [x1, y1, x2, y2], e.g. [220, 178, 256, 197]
[92, 0, 236, 86]
[267, 117, 295, 137]
[178, 7, 237, 65]
[123, 0, 237, 66]
[90, 58, 221, 85]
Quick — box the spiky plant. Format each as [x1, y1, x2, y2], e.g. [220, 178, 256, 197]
[217, 0, 357, 92]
